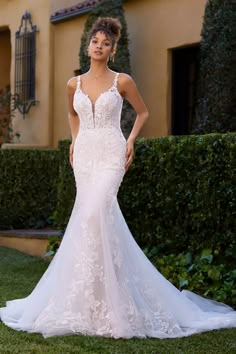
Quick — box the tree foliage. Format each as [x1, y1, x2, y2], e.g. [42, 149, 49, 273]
[192, 0, 236, 133]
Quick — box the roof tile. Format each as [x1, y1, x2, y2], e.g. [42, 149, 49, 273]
[50, 0, 103, 23]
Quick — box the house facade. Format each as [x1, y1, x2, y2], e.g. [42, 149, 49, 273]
[0, 0, 207, 148]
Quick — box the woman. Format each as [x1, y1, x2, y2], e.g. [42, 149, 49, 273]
[1, 17, 236, 339]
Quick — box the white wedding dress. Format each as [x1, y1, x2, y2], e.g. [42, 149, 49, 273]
[1, 72, 236, 338]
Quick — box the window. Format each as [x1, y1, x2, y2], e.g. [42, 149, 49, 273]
[15, 11, 38, 115]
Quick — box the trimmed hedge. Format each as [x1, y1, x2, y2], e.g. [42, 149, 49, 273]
[54, 133, 236, 253]
[0, 148, 59, 229]
[52, 140, 76, 227]
[1, 136, 235, 304]
[0, 134, 235, 254]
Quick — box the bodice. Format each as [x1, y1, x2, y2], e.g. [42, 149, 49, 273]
[73, 73, 123, 130]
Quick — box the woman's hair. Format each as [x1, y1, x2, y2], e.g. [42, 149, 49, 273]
[86, 17, 122, 49]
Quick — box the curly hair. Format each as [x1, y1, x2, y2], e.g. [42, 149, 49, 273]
[86, 17, 122, 49]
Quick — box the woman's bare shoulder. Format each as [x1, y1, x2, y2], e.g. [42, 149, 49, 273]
[67, 76, 78, 90]
[117, 73, 136, 93]
[118, 72, 134, 84]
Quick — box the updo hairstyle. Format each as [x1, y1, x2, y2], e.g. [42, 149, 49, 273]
[86, 17, 122, 49]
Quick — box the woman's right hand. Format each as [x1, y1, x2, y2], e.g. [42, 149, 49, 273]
[69, 141, 74, 169]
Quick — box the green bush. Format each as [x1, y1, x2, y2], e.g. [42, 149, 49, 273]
[192, 0, 236, 133]
[1, 136, 234, 307]
[119, 133, 236, 252]
[0, 148, 59, 229]
[52, 140, 75, 227]
[54, 133, 236, 253]
[147, 246, 236, 307]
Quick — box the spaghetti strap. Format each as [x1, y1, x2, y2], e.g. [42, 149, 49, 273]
[77, 75, 81, 90]
[113, 72, 119, 88]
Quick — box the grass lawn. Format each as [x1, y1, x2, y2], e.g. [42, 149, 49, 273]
[0, 246, 236, 354]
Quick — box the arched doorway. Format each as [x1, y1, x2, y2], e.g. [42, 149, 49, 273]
[0, 27, 11, 146]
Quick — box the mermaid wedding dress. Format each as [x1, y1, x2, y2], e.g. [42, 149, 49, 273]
[1, 72, 236, 338]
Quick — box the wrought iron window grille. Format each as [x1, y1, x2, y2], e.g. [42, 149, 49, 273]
[14, 11, 38, 117]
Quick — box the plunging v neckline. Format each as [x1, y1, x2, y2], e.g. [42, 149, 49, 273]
[78, 74, 118, 109]
[77, 73, 121, 127]
[80, 86, 114, 109]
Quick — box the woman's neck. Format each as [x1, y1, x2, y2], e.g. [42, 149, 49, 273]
[88, 61, 110, 79]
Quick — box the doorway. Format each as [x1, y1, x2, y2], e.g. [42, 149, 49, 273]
[0, 27, 11, 145]
[0, 27, 11, 90]
[171, 45, 200, 135]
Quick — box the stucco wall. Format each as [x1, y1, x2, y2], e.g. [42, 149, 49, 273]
[0, 0, 53, 146]
[52, 0, 207, 145]
[52, 16, 86, 146]
[124, 0, 207, 137]
[0, 0, 208, 147]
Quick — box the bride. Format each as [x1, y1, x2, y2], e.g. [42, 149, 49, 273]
[1, 17, 236, 339]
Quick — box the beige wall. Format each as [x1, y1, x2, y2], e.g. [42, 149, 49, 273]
[0, 0, 208, 147]
[124, 0, 207, 137]
[52, 0, 207, 144]
[0, 28, 11, 90]
[52, 16, 86, 145]
[0, 0, 53, 146]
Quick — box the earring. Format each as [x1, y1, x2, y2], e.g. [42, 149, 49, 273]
[109, 55, 115, 63]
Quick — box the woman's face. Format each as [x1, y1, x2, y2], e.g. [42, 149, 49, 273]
[88, 31, 114, 61]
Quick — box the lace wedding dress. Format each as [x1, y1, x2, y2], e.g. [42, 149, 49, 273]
[1, 73, 236, 338]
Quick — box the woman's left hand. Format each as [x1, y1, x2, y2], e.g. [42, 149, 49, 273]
[125, 140, 134, 171]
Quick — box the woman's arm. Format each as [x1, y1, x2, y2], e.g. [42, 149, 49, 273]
[118, 74, 149, 171]
[66, 77, 80, 168]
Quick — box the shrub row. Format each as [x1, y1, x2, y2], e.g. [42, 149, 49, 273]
[0, 148, 59, 229]
[52, 140, 75, 226]
[54, 133, 236, 254]
[120, 133, 236, 252]
[0, 134, 235, 255]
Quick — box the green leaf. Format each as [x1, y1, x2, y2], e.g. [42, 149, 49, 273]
[208, 268, 221, 281]
[178, 277, 189, 288]
[44, 250, 55, 257]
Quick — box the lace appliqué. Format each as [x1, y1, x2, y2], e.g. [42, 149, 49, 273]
[73, 73, 123, 130]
